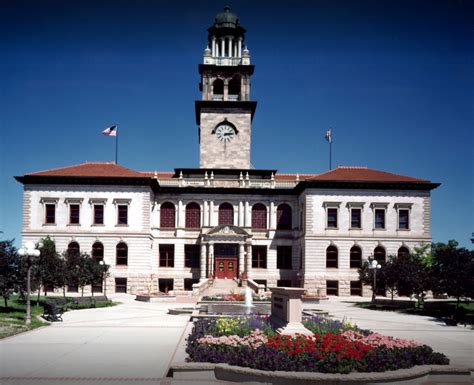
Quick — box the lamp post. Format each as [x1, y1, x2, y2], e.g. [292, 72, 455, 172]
[99, 260, 108, 300]
[18, 241, 41, 325]
[368, 258, 381, 303]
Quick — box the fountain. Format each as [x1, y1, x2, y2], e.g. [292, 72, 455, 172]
[244, 286, 254, 314]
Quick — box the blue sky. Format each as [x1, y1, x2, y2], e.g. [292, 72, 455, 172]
[1, 0, 472, 248]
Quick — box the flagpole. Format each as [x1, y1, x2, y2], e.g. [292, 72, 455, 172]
[329, 140, 332, 170]
[115, 127, 119, 164]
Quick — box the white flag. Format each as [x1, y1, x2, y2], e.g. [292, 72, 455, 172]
[102, 125, 117, 137]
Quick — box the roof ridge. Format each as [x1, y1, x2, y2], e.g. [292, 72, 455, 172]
[336, 166, 368, 169]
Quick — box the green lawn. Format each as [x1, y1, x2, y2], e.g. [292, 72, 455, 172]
[0, 295, 49, 339]
[0, 294, 117, 339]
[354, 300, 474, 326]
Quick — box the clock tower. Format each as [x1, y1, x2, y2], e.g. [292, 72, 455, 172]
[196, 6, 257, 169]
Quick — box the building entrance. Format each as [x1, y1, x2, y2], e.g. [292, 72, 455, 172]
[214, 243, 238, 279]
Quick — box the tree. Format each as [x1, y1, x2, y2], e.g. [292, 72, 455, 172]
[378, 256, 400, 302]
[0, 240, 21, 307]
[431, 240, 474, 309]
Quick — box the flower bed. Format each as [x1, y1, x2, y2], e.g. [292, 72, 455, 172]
[201, 294, 270, 302]
[186, 315, 449, 374]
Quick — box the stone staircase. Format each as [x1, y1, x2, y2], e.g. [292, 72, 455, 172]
[201, 279, 246, 297]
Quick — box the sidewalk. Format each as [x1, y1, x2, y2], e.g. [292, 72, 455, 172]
[0, 295, 191, 385]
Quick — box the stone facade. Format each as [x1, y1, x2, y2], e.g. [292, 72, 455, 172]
[199, 111, 251, 169]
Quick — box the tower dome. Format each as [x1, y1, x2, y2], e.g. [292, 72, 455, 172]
[214, 6, 240, 28]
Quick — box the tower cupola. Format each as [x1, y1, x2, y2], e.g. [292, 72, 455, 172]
[203, 6, 250, 67]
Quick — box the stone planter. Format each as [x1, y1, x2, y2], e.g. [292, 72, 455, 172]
[135, 294, 175, 303]
[170, 363, 471, 385]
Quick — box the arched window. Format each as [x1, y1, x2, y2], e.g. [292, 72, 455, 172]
[213, 78, 224, 96]
[350, 246, 362, 268]
[326, 245, 338, 268]
[160, 202, 176, 228]
[397, 246, 410, 259]
[218, 202, 233, 225]
[185, 202, 201, 228]
[252, 203, 267, 229]
[276, 204, 292, 230]
[92, 242, 104, 261]
[374, 246, 386, 264]
[116, 242, 128, 265]
[228, 75, 241, 98]
[67, 241, 80, 256]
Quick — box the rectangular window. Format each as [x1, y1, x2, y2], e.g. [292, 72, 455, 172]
[45, 204, 56, 224]
[159, 244, 175, 267]
[117, 205, 128, 225]
[94, 204, 104, 225]
[69, 204, 80, 224]
[277, 246, 292, 269]
[252, 246, 267, 269]
[326, 280, 339, 296]
[351, 208, 362, 229]
[374, 209, 385, 229]
[327, 208, 338, 228]
[115, 278, 127, 293]
[398, 209, 409, 230]
[159, 278, 174, 293]
[184, 278, 199, 291]
[184, 245, 200, 268]
[67, 284, 78, 293]
[350, 281, 362, 296]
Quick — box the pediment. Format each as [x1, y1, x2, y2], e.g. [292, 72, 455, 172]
[206, 225, 249, 237]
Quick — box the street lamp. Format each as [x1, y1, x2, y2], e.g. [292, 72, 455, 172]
[368, 258, 381, 303]
[99, 260, 108, 300]
[18, 241, 41, 325]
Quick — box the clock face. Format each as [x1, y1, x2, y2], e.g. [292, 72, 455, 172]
[215, 124, 236, 143]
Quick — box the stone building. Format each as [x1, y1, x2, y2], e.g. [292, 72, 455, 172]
[15, 7, 439, 296]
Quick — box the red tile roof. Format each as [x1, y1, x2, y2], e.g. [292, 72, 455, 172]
[27, 162, 146, 178]
[307, 166, 429, 183]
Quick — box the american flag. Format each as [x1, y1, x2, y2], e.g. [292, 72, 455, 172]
[325, 129, 332, 143]
[102, 125, 117, 137]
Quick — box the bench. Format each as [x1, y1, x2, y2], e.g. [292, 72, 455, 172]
[72, 295, 108, 307]
[43, 299, 68, 322]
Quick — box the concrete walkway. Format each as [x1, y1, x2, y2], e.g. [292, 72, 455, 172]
[313, 297, 474, 369]
[0, 295, 192, 385]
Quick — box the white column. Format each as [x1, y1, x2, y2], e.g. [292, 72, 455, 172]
[212, 37, 216, 56]
[221, 39, 225, 57]
[200, 243, 207, 279]
[246, 244, 252, 279]
[239, 243, 245, 279]
[177, 200, 183, 228]
[209, 200, 214, 227]
[238, 201, 244, 227]
[269, 201, 276, 229]
[208, 243, 214, 278]
[203, 200, 209, 227]
[244, 201, 250, 227]
[238, 38, 242, 57]
[228, 37, 233, 57]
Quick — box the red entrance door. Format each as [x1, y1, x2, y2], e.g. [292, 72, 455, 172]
[215, 257, 237, 279]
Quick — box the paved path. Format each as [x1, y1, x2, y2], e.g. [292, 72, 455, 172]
[313, 297, 474, 369]
[0, 295, 191, 385]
